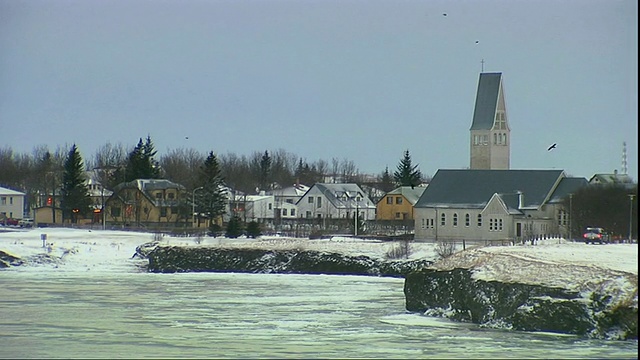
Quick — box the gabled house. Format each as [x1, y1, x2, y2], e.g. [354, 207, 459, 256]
[589, 171, 635, 189]
[268, 183, 308, 218]
[105, 179, 185, 227]
[376, 186, 426, 221]
[297, 183, 376, 221]
[0, 186, 26, 222]
[86, 173, 113, 225]
[414, 169, 588, 244]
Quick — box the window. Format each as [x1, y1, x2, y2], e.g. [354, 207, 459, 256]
[306, 211, 311, 218]
[440, 213, 446, 226]
[111, 207, 121, 217]
[453, 213, 458, 227]
[286, 199, 293, 204]
[395, 212, 401, 219]
[269, 203, 272, 210]
[168, 193, 175, 199]
[483, 135, 489, 145]
[308, 197, 314, 204]
[498, 218, 503, 231]
[317, 197, 322, 208]
[0, 197, 5, 205]
[493, 133, 497, 144]
[396, 197, 403, 205]
[160, 207, 167, 217]
[290, 209, 295, 217]
[387, 197, 393, 204]
[155, 192, 162, 199]
[503, 133, 507, 145]
[465, 213, 470, 227]
[282, 208, 288, 216]
[429, 218, 435, 228]
[489, 218, 494, 231]
[9, 197, 13, 205]
[477, 214, 482, 227]
[421, 218, 426, 229]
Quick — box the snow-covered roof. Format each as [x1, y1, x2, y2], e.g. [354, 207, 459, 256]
[0, 186, 25, 196]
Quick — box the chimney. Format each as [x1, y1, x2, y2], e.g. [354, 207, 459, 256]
[517, 190, 524, 209]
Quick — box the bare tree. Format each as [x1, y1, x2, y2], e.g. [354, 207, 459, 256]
[160, 147, 204, 191]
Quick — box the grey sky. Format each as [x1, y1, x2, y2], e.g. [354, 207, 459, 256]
[1, 0, 637, 181]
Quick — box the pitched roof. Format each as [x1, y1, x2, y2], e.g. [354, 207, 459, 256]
[548, 177, 589, 203]
[414, 169, 566, 209]
[589, 173, 634, 185]
[0, 186, 25, 196]
[470, 72, 501, 130]
[383, 186, 427, 205]
[310, 183, 375, 208]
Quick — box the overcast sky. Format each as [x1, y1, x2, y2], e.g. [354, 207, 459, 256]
[1, 0, 637, 181]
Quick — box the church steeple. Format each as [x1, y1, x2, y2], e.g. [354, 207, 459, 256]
[469, 72, 510, 170]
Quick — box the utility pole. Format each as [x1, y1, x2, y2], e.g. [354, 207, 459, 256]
[629, 194, 635, 243]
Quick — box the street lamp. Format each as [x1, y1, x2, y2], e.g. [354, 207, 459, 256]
[192, 186, 204, 228]
[568, 193, 573, 242]
[629, 194, 635, 243]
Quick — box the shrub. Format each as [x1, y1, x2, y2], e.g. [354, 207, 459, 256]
[225, 216, 244, 238]
[208, 223, 223, 237]
[246, 221, 262, 238]
[385, 240, 413, 260]
[435, 241, 456, 259]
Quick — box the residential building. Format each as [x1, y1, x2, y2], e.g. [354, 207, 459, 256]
[588, 171, 635, 189]
[470, 72, 511, 170]
[376, 186, 427, 221]
[297, 183, 376, 221]
[0, 186, 26, 222]
[414, 169, 588, 244]
[105, 179, 185, 227]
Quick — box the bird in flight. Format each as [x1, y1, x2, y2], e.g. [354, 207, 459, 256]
[547, 143, 557, 151]
[442, 13, 447, 16]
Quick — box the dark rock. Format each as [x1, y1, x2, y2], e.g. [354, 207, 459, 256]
[146, 246, 431, 278]
[0, 250, 24, 267]
[404, 268, 638, 340]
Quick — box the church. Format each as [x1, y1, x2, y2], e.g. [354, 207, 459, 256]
[413, 73, 587, 244]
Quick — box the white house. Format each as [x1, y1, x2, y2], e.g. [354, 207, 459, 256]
[296, 183, 376, 221]
[0, 186, 26, 221]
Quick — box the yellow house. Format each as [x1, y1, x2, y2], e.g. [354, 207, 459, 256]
[376, 186, 426, 221]
[105, 179, 186, 228]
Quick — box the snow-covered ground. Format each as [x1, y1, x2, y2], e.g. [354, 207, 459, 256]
[1, 227, 637, 307]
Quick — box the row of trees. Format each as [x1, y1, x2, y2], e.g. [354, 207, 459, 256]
[0, 136, 426, 222]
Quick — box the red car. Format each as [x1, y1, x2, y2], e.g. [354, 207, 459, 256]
[1, 218, 19, 226]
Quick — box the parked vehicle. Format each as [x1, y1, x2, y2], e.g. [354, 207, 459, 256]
[583, 227, 610, 244]
[1, 218, 19, 226]
[19, 218, 34, 228]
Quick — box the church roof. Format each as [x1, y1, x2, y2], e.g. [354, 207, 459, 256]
[470, 72, 502, 130]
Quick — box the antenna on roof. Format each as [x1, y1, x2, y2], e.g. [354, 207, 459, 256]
[481, 59, 485, 72]
[621, 141, 628, 175]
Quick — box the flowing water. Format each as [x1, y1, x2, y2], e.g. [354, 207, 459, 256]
[0, 271, 636, 359]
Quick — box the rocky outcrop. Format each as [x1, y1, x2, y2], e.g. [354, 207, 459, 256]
[146, 245, 432, 277]
[404, 268, 638, 340]
[0, 250, 23, 268]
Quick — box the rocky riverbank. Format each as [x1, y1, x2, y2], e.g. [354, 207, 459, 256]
[143, 242, 638, 340]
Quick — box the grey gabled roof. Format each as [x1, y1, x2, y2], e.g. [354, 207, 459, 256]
[308, 183, 375, 208]
[415, 169, 566, 209]
[470, 72, 501, 130]
[548, 177, 589, 203]
[382, 186, 427, 205]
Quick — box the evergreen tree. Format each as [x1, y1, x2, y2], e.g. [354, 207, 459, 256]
[393, 150, 422, 188]
[124, 136, 161, 181]
[225, 215, 244, 238]
[258, 150, 272, 191]
[246, 220, 262, 238]
[196, 151, 227, 226]
[380, 166, 395, 192]
[60, 144, 92, 223]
